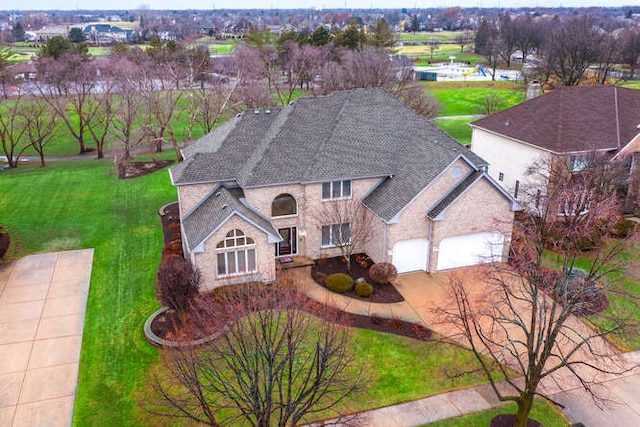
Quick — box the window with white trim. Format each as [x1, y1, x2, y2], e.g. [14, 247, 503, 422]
[271, 193, 297, 217]
[216, 229, 257, 276]
[322, 180, 351, 200]
[321, 223, 351, 247]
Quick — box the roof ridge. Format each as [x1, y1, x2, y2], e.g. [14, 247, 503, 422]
[239, 107, 292, 186]
[301, 91, 351, 181]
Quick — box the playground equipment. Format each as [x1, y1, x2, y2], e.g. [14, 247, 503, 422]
[462, 64, 486, 77]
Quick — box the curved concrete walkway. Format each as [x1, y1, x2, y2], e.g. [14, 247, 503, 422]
[0, 250, 93, 427]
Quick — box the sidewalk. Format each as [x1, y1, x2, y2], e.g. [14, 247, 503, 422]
[0, 250, 93, 427]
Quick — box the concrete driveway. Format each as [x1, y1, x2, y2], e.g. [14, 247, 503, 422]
[394, 268, 640, 426]
[0, 249, 93, 427]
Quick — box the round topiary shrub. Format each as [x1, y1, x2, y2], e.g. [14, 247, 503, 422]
[324, 273, 355, 293]
[354, 282, 374, 298]
[369, 262, 398, 284]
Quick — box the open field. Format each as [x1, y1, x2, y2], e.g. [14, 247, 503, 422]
[426, 81, 526, 116]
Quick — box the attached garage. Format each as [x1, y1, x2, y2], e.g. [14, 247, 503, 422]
[392, 238, 429, 273]
[436, 232, 505, 271]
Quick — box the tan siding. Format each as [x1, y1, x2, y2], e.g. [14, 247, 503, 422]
[177, 184, 216, 217]
[195, 215, 275, 291]
[387, 159, 472, 247]
[429, 179, 513, 270]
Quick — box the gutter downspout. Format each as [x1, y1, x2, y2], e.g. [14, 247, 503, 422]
[614, 86, 621, 150]
[382, 222, 388, 262]
[427, 218, 433, 273]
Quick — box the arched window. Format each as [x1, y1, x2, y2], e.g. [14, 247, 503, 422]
[271, 194, 297, 217]
[216, 229, 256, 276]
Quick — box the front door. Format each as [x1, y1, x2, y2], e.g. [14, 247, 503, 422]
[276, 227, 297, 257]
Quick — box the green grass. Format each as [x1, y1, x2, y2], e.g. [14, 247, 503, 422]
[426, 81, 525, 116]
[426, 399, 570, 426]
[1, 159, 498, 425]
[0, 159, 176, 425]
[432, 117, 474, 145]
[399, 44, 482, 66]
[543, 238, 640, 351]
[354, 331, 492, 408]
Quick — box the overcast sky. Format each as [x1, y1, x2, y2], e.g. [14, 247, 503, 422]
[4, 0, 633, 12]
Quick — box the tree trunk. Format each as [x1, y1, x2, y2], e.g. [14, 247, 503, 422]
[514, 392, 535, 427]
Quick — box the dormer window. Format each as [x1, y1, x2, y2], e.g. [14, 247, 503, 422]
[322, 180, 351, 200]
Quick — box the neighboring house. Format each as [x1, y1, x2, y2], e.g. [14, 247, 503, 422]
[83, 24, 131, 44]
[35, 25, 69, 42]
[470, 85, 640, 215]
[170, 88, 517, 290]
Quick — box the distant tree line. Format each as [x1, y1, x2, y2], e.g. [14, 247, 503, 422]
[475, 13, 640, 85]
[0, 18, 439, 169]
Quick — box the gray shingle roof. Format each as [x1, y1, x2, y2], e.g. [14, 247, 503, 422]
[428, 170, 483, 219]
[182, 186, 281, 251]
[172, 88, 487, 222]
[471, 86, 640, 154]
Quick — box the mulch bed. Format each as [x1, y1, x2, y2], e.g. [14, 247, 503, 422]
[160, 202, 181, 244]
[118, 160, 174, 179]
[490, 414, 542, 427]
[311, 254, 405, 303]
[150, 291, 432, 343]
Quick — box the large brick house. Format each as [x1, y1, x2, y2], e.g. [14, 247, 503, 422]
[470, 85, 640, 215]
[170, 89, 517, 290]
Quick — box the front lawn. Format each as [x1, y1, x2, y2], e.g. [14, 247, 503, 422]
[0, 158, 175, 425]
[1, 159, 497, 425]
[426, 399, 570, 426]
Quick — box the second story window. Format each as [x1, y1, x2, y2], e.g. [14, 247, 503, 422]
[322, 180, 351, 200]
[569, 154, 591, 172]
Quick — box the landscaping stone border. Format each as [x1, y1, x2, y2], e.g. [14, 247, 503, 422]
[143, 306, 220, 347]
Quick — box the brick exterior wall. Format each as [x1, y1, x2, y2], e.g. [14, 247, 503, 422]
[193, 215, 276, 292]
[180, 163, 515, 285]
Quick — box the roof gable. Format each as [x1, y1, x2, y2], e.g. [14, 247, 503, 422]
[471, 86, 640, 154]
[182, 186, 281, 252]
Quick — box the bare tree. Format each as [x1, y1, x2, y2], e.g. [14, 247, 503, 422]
[316, 198, 375, 272]
[511, 17, 543, 65]
[440, 154, 637, 427]
[317, 47, 441, 118]
[110, 57, 148, 162]
[0, 92, 29, 168]
[453, 30, 474, 53]
[35, 52, 98, 154]
[541, 16, 602, 87]
[22, 97, 58, 167]
[146, 280, 364, 426]
[427, 37, 441, 61]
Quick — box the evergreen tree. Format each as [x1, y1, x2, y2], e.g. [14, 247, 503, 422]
[370, 18, 395, 49]
[12, 22, 25, 42]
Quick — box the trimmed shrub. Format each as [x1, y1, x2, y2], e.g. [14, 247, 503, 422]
[369, 262, 398, 284]
[324, 273, 355, 293]
[0, 227, 10, 261]
[354, 282, 374, 297]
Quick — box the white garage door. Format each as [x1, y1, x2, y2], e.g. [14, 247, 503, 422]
[437, 232, 504, 271]
[392, 238, 429, 273]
